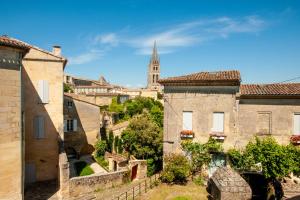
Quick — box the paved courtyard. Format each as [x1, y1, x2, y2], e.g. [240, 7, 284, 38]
[24, 180, 58, 200]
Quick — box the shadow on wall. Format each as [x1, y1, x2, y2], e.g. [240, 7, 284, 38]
[63, 96, 95, 156]
[22, 68, 63, 198]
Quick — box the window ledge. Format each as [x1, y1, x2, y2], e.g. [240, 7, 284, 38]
[210, 132, 226, 140]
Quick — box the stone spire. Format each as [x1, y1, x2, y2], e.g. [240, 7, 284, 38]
[147, 41, 160, 90]
[151, 40, 159, 63]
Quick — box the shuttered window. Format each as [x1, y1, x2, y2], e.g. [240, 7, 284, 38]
[64, 119, 78, 132]
[257, 112, 271, 134]
[34, 116, 45, 139]
[38, 80, 49, 103]
[212, 112, 224, 132]
[294, 114, 300, 135]
[182, 111, 193, 130]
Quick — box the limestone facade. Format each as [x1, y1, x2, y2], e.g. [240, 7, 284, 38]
[159, 70, 300, 155]
[63, 94, 101, 156]
[22, 46, 66, 184]
[0, 45, 28, 200]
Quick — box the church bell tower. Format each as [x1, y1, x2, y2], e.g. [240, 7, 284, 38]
[147, 41, 160, 90]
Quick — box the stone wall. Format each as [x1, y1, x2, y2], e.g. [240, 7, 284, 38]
[0, 46, 23, 199]
[237, 98, 300, 148]
[69, 170, 129, 198]
[163, 85, 300, 154]
[64, 95, 100, 155]
[163, 87, 238, 154]
[23, 47, 65, 183]
[207, 167, 251, 200]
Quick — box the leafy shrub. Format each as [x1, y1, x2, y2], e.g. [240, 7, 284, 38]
[95, 156, 109, 170]
[94, 140, 107, 157]
[181, 138, 222, 175]
[193, 176, 205, 186]
[74, 161, 94, 176]
[160, 154, 191, 184]
[228, 136, 300, 178]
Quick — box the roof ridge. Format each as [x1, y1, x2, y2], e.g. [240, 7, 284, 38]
[1, 35, 66, 60]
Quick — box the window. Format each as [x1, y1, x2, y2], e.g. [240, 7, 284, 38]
[182, 111, 193, 130]
[34, 116, 45, 139]
[212, 112, 224, 133]
[64, 119, 77, 132]
[67, 101, 73, 108]
[294, 114, 300, 135]
[257, 112, 271, 134]
[153, 74, 155, 83]
[38, 80, 49, 103]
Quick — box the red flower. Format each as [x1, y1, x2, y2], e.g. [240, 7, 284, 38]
[290, 135, 300, 144]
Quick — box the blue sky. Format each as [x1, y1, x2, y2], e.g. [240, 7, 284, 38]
[1, 0, 300, 87]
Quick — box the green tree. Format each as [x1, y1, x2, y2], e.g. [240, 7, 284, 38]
[114, 136, 119, 153]
[121, 112, 163, 174]
[64, 83, 73, 93]
[160, 154, 191, 184]
[228, 136, 300, 178]
[94, 140, 107, 157]
[150, 105, 163, 128]
[107, 130, 114, 153]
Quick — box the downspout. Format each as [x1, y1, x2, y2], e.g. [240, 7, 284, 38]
[20, 52, 25, 200]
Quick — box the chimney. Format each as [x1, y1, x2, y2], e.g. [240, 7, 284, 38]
[52, 45, 61, 56]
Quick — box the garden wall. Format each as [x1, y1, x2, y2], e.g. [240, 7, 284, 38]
[69, 170, 129, 198]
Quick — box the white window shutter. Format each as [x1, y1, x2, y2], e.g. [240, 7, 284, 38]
[43, 80, 49, 103]
[294, 114, 300, 135]
[64, 120, 67, 132]
[183, 111, 192, 130]
[212, 113, 224, 132]
[73, 119, 77, 131]
[38, 80, 49, 103]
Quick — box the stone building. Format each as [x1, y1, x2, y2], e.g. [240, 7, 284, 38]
[64, 74, 124, 95]
[159, 70, 300, 175]
[147, 41, 161, 91]
[0, 36, 30, 200]
[0, 35, 67, 198]
[63, 93, 101, 156]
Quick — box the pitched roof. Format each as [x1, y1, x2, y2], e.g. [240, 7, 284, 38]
[0, 35, 66, 61]
[0, 35, 30, 50]
[158, 70, 241, 86]
[240, 83, 300, 96]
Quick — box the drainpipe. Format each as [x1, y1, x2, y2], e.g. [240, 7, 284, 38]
[20, 52, 25, 200]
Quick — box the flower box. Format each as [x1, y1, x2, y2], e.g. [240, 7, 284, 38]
[290, 135, 300, 144]
[180, 130, 194, 139]
[210, 132, 226, 141]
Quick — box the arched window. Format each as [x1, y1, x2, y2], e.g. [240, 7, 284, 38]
[153, 74, 155, 83]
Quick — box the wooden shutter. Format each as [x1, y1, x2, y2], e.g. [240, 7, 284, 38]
[34, 116, 45, 138]
[38, 80, 49, 103]
[213, 113, 224, 132]
[183, 111, 192, 130]
[64, 120, 67, 132]
[294, 114, 300, 135]
[73, 119, 77, 131]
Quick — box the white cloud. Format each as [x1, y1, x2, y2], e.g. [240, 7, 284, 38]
[68, 49, 104, 65]
[68, 15, 267, 64]
[128, 15, 266, 55]
[94, 33, 119, 46]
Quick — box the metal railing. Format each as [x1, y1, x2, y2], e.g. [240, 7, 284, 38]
[112, 173, 161, 200]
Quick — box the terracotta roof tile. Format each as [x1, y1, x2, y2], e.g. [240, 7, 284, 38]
[158, 70, 241, 85]
[240, 83, 300, 96]
[0, 35, 30, 50]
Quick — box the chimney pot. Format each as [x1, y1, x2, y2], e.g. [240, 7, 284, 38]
[52, 45, 61, 56]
